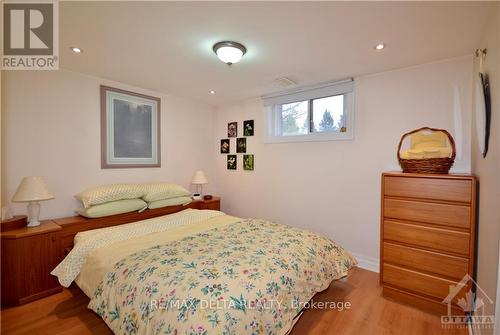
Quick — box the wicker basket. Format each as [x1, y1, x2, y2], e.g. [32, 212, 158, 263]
[397, 127, 456, 174]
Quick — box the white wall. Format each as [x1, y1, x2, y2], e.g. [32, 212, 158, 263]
[214, 56, 473, 267]
[471, 4, 500, 332]
[1, 69, 216, 219]
[1, 55, 477, 273]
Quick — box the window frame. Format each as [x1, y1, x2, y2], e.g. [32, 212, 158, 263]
[263, 79, 354, 143]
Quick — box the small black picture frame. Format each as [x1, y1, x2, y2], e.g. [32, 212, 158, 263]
[220, 139, 230, 154]
[243, 154, 254, 171]
[237, 138, 246, 153]
[243, 120, 254, 136]
[227, 155, 237, 170]
[228, 122, 237, 137]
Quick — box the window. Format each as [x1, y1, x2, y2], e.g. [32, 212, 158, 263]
[264, 79, 354, 143]
[280, 100, 308, 136]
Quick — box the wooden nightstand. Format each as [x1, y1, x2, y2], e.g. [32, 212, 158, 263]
[199, 197, 221, 211]
[1, 220, 62, 306]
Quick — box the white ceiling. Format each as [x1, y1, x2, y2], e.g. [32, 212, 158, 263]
[60, 1, 494, 106]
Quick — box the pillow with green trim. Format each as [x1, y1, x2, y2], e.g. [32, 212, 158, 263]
[142, 183, 191, 202]
[76, 199, 147, 218]
[147, 196, 192, 209]
[75, 184, 146, 208]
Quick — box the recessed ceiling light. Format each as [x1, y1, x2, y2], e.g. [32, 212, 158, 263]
[70, 47, 82, 53]
[374, 43, 385, 51]
[213, 41, 246, 65]
[209, 90, 216, 94]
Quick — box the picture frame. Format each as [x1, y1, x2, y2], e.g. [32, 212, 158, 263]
[227, 155, 237, 170]
[243, 154, 254, 171]
[220, 139, 230, 153]
[228, 122, 237, 137]
[237, 137, 246, 153]
[101, 85, 161, 168]
[243, 120, 254, 136]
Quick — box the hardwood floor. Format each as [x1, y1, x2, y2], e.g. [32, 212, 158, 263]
[290, 268, 465, 335]
[1, 267, 465, 335]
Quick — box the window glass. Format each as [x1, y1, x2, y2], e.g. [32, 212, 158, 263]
[312, 95, 345, 132]
[280, 100, 309, 136]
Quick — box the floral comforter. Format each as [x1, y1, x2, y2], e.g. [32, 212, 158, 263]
[88, 218, 356, 335]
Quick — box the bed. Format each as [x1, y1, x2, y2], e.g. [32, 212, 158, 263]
[52, 208, 356, 335]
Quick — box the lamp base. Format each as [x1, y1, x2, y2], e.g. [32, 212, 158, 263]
[27, 201, 41, 227]
[27, 220, 41, 227]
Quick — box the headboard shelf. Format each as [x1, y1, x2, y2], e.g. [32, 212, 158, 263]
[53, 197, 220, 261]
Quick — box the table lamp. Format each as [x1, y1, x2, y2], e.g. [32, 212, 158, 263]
[11, 176, 54, 227]
[191, 170, 208, 200]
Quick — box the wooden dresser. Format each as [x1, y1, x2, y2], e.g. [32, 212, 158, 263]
[380, 172, 477, 314]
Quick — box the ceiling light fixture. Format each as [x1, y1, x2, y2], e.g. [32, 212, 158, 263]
[70, 47, 82, 53]
[213, 41, 246, 65]
[209, 90, 216, 94]
[374, 43, 385, 51]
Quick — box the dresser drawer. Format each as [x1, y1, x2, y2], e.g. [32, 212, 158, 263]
[382, 264, 467, 302]
[383, 242, 469, 280]
[384, 176, 472, 203]
[383, 220, 470, 256]
[384, 198, 470, 229]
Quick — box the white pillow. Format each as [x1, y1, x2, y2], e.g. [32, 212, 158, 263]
[75, 184, 146, 208]
[76, 199, 147, 218]
[147, 197, 192, 209]
[142, 183, 191, 202]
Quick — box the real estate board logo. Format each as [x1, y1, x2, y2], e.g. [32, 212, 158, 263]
[2, 0, 58, 70]
[441, 274, 494, 330]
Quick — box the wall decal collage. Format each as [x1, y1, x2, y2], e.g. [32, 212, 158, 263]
[221, 120, 254, 171]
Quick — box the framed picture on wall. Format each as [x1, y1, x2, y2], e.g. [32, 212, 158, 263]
[227, 155, 237, 170]
[243, 120, 254, 136]
[237, 137, 246, 153]
[228, 122, 237, 137]
[100, 85, 161, 168]
[243, 154, 254, 170]
[220, 139, 230, 153]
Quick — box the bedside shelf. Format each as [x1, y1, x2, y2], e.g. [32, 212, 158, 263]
[1, 220, 63, 306]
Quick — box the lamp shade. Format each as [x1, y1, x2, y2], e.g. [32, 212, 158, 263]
[191, 171, 208, 185]
[11, 176, 54, 203]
